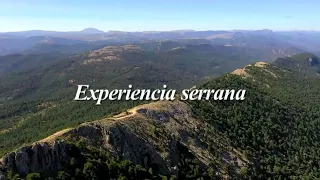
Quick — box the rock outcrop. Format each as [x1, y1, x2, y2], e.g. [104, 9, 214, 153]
[0, 141, 73, 175]
[309, 57, 319, 66]
[0, 168, 5, 180]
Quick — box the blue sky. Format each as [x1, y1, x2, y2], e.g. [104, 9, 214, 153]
[0, 0, 319, 32]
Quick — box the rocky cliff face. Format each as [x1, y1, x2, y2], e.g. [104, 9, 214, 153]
[0, 168, 5, 180]
[309, 57, 319, 66]
[0, 141, 75, 176]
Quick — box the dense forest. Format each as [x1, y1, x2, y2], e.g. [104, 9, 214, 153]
[189, 63, 320, 179]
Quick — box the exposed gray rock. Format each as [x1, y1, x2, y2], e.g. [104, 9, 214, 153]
[137, 108, 171, 124]
[1, 152, 15, 171]
[0, 169, 6, 180]
[15, 148, 29, 175]
[168, 134, 180, 166]
[0, 174, 5, 180]
[1, 141, 71, 175]
[309, 57, 319, 66]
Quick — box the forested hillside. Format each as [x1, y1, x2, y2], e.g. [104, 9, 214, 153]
[190, 62, 320, 179]
[0, 43, 266, 156]
[1, 56, 320, 179]
[274, 53, 320, 77]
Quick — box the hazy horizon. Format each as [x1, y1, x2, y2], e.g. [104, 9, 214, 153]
[1, 28, 320, 33]
[1, 0, 319, 32]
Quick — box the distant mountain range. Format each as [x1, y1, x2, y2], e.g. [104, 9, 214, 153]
[0, 28, 105, 36]
[0, 29, 319, 56]
[0, 40, 301, 76]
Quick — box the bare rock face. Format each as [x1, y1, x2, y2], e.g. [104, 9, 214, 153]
[0, 168, 6, 180]
[107, 125, 168, 171]
[0, 174, 5, 180]
[1, 152, 15, 171]
[136, 108, 171, 124]
[309, 57, 319, 66]
[15, 148, 29, 175]
[168, 135, 180, 166]
[1, 141, 71, 175]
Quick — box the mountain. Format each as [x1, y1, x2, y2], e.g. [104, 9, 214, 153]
[0, 36, 89, 56]
[1, 57, 320, 179]
[1, 28, 104, 37]
[0, 43, 269, 157]
[1, 30, 58, 37]
[0, 29, 317, 56]
[0, 53, 64, 75]
[80, 28, 105, 34]
[275, 31, 320, 53]
[274, 53, 320, 77]
[1, 38, 295, 77]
